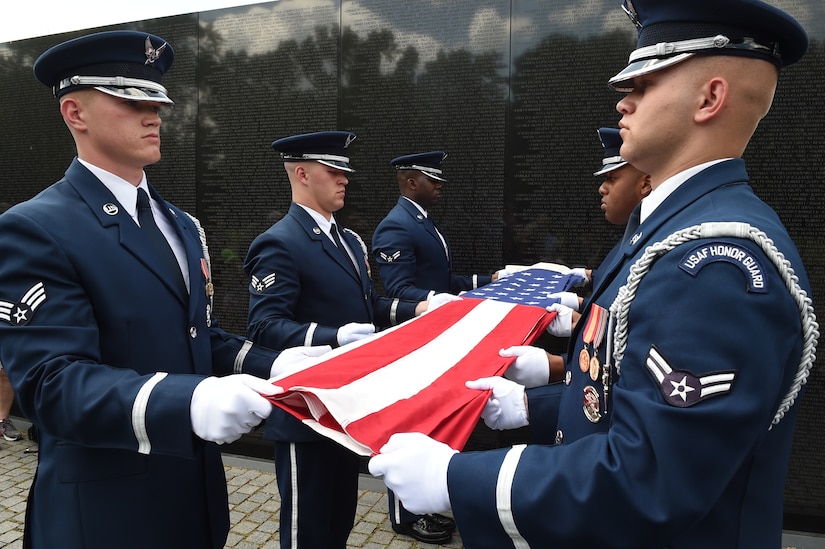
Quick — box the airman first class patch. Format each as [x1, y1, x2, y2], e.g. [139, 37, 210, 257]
[646, 345, 736, 408]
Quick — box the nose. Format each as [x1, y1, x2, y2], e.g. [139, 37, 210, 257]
[598, 181, 609, 196]
[616, 94, 633, 115]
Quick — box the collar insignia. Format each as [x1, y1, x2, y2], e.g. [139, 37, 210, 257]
[145, 36, 167, 66]
[646, 345, 735, 407]
[0, 282, 47, 326]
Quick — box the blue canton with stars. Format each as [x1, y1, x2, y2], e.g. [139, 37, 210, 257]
[462, 268, 583, 308]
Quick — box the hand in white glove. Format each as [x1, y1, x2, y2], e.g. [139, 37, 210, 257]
[337, 322, 376, 346]
[369, 432, 457, 515]
[499, 346, 550, 388]
[494, 268, 515, 281]
[465, 377, 528, 430]
[546, 303, 574, 338]
[547, 291, 581, 311]
[569, 268, 590, 287]
[190, 374, 280, 444]
[425, 293, 461, 314]
[270, 345, 332, 378]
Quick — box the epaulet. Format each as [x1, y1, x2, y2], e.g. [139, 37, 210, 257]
[608, 222, 818, 430]
[343, 227, 368, 256]
[184, 212, 211, 269]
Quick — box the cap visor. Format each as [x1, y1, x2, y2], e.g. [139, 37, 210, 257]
[424, 172, 447, 183]
[318, 159, 355, 173]
[95, 86, 174, 104]
[608, 53, 694, 91]
[593, 161, 628, 177]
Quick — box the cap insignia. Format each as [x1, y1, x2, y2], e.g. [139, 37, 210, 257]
[622, 0, 642, 29]
[344, 134, 356, 148]
[145, 35, 167, 66]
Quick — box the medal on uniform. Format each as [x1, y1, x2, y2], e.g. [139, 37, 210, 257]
[200, 258, 214, 298]
[579, 347, 590, 373]
[580, 305, 608, 381]
[582, 386, 600, 423]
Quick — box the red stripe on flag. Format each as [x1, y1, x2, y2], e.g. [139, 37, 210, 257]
[266, 298, 553, 455]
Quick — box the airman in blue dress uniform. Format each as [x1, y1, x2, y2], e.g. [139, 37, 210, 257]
[372, 152, 493, 302]
[372, 151, 497, 543]
[368, 1, 819, 547]
[0, 30, 288, 549]
[244, 131, 429, 548]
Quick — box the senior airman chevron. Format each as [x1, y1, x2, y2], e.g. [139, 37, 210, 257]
[265, 297, 554, 455]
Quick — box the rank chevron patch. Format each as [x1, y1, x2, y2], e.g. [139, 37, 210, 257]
[251, 273, 277, 293]
[379, 251, 401, 263]
[645, 345, 736, 408]
[0, 282, 47, 326]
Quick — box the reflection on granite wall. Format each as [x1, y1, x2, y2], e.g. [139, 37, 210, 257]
[1, 0, 823, 531]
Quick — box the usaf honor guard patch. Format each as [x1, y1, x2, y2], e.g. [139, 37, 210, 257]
[679, 241, 767, 293]
[646, 345, 736, 407]
[0, 282, 47, 326]
[251, 273, 277, 293]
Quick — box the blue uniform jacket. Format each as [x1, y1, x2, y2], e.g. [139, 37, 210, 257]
[372, 197, 491, 301]
[0, 159, 276, 549]
[447, 159, 812, 548]
[245, 202, 418, 442]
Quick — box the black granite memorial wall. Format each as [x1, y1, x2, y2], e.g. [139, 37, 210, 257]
[1, 0, 823, 532]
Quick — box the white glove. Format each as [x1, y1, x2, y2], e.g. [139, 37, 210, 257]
[569, 268, 589, 287]
[499, 346, 550, 388]
[190, 374, 280, 444]
[270, 345, 332, 378]
[494, 268, 515, 281]
[547, 291, 580, 311]
[546, 303, 574, 338]
[465, 377, 528, 430]
[337, 322, 376, 346]
[425, 293, 461, 314]
[369, 432, 456, 515]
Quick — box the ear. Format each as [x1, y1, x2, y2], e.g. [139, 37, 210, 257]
[640, 174, 652, 196]
[292, 164, 310, 185]
[695, 76, 729, 123]
[60, 97, 86, 132]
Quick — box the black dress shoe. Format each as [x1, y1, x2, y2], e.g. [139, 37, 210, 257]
[392, 516, 452, 544]
[428, 513, 456, 533]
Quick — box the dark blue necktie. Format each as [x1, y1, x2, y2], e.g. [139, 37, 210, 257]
[137, 189, 186, 294]
[330, 223, 359, 277]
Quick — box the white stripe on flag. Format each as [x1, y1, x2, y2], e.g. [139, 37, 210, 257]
[295, 299, 516, 427]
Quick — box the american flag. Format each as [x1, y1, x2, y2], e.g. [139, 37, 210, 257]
[265, 298, 553, 455]
[461, 267, 584, 308]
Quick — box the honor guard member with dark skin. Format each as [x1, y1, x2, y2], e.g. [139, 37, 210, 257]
[372, 151, 498, 544]
[595, 127, 651, 226]
[244, 132, 443, 549]
[369, 1, 819, 547]
[372, 152, 495, 303]
[497, 127, 653, 443]
[0, 30, 316, 549]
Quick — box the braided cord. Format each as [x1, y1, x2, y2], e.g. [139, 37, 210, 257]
[607, 222, 819, 429]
